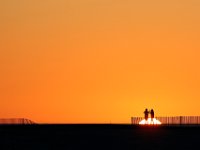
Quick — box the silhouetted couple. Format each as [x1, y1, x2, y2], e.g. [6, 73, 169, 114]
[144, 109, 154, 120]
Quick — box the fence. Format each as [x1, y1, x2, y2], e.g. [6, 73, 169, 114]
[0, 118, 35, 124]
[131, 116, 200, 125]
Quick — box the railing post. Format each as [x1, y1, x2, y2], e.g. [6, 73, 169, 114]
[180, 116, 182, 125]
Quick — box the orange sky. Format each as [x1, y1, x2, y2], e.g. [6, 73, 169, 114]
[0, 0, 200, 123]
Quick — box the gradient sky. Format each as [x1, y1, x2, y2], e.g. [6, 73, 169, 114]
[1, 0, 200, 123]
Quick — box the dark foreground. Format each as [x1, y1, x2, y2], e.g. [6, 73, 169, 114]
[0, 124, 200, 150]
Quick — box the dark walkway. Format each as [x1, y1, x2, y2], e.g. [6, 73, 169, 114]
[0, 124, 199, 150]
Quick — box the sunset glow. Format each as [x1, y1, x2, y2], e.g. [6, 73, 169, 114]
[1, 0, 200, 123]
[139, 118, 161, 125]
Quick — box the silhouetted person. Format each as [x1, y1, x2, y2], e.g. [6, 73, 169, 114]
[144, 108, 149, 120]
[150, 109, 154, 120]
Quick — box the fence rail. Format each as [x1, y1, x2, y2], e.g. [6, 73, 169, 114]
[0, 118, 35, 124]
[131, 116, 200, 125]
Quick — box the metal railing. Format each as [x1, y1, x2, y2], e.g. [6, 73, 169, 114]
[131, 116, 200, 125]
[0, 118, 35, 124]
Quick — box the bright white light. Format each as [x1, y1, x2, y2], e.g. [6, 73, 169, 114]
[139, 118, 161, 125]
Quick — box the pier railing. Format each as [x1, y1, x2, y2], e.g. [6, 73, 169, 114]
[131, 116, 200, 125]
[0, 118, 35, 124]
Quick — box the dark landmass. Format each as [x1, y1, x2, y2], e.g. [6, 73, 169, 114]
[0, 124, 200, 150]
